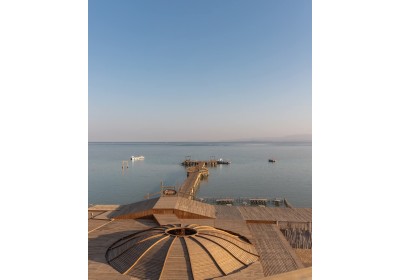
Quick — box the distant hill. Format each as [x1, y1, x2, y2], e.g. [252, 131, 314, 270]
[227, 134, 312, 142]
[279, 134, 312, 141]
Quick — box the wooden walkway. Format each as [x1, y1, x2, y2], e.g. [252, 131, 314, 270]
[178, 161, 209, 199]
[246, 223, 304, 276]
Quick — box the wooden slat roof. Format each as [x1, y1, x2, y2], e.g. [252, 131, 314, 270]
[111, 197, 159, 219]
[153, 214, 181, 226]
[105, 224, 259, 280]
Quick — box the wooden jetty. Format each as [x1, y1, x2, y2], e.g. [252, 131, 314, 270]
[178, 161, 210, 199]
[142, 159, 216, 200]
[181, 156, 218, 167]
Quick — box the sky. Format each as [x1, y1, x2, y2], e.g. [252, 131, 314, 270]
[89, 0, 312, 142]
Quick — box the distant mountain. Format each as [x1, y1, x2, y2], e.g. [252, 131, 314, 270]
[226, 134, 312, 142]
[280, 134, 312, 141]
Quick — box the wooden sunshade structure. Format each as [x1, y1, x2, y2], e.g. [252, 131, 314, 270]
[106, 224, 259, 279]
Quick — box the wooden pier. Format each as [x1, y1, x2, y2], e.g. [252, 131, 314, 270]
[143, 160, 213, 200]
[178, 161, 210, 199]
[181, 156, 218, 167]
[155, 159, 291, 208]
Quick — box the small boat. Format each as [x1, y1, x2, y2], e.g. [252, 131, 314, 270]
[131, 155, 145, 161]
[217, 158, 231, 164]
[268, 159, 276, 163]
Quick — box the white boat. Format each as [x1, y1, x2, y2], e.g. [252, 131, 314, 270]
[131, 156, 145, 161]
[217, 158, 231, 164]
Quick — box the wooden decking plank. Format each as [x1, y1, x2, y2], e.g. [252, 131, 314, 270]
[237, 207, 312, 223]
[154, 214, 181, 226]
[88, 219, 112, 233]
[215, 205, 243, 220]
[294, 249, 312, 267]
[263, 266, 312, 280]
[246, 223, 303, 276]
[214, 219, 253, 240]
[238, 206, 274, 221]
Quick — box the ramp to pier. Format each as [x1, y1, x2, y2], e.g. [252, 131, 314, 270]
[246, 223, 304, 276]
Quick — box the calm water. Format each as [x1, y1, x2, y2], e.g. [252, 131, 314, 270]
[89, 142, 312, 207]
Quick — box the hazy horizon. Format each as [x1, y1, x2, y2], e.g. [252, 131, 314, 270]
[88, 133, 312, 143]
[89, 0, 311, 142]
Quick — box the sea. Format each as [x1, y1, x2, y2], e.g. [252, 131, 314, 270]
[89, 142, 312, 208]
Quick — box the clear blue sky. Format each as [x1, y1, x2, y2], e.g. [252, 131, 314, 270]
[89, 0, 311, 141]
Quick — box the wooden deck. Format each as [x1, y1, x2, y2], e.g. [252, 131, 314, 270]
[246, 223, 304, 276]
[294, 249, 312, 267]
[88, 219, 113, 233]
[215, 205, 244, 220]
[112, 196, 311, 227]
[263, 267, 312, 279]
[237, 207, 312, 223]
[90, 197, 311, 279]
